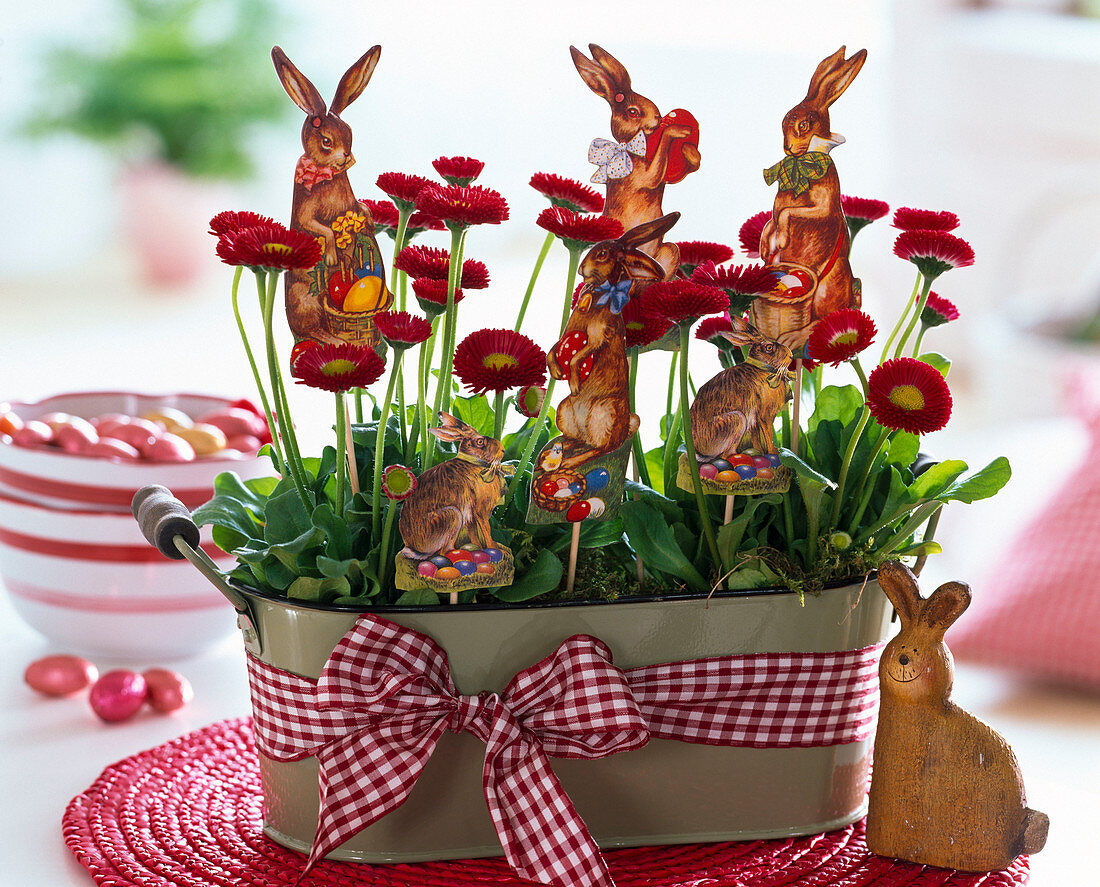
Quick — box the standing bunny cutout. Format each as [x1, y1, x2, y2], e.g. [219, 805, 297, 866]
[528, 214, 678, 525]
[273, 46, 392, 348]
[395, 413, 514, 594]
[677, 316, 794, 496]
[867, 561, 1048, 872]
[571, 44, 700, 279]
[757, 46, 865, 352]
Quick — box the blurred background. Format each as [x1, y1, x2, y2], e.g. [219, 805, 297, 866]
[1, 1, 1098, 883]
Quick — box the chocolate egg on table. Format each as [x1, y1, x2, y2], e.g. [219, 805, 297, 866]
[454, 560, 477, 576]
[588, 497, 606, 518]
[471, 551, 491, 565]
[226, 434, 262, 454]
[11, 420, 53, 448]
[584, 467, 610, 492]
[89, 670, 147, 723]
[175, 423, 227, 456]
[566, 500, 591, 522]
[476, 563, 495, 575]
[435, 566, 461, 581]
[197, 407, 268, 440]
[485, 548, 503, 563]
[86, 438, 142, 461]
[146, 432, 197, 463]
[734, 465, 757, 480]
[430, 555, 453, 569]
[54, 422, 99, 454]
[25, 655, 98, 697]
[142, 668, 194, 714]
[417, 561, 438, 578]
[104, 418, 160, 452]
[699, 463, 719, 480]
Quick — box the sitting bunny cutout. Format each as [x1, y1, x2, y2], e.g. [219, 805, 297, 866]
[678, 316, 793, 496]
[395, 413, 514, 593]
[272, 46, 392, 347]
[757, 47, 865, 352]
[571, 44, 700, 279]
[529, 214, 678, 524]
[867, 560, 1048, 872]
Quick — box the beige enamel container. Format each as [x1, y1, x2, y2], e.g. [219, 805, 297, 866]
[235, 580, 892, 863]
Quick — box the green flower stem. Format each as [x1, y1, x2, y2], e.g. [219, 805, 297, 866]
[506, 377, 556, 506]
[851, 355, 870, 396]
[895, 276, 935, 359]
[912, 324, 931, 359]
[419, 317, 441, 465]
[514, 230, 555, 331]
[678, 323, 721, 570]
[377, 497, 399, 591]
[372, 349, 404, 539]
[628, 352, 651, 487]
[911, 506, 943, 576]
[389, 208, 412, 298]
[559, 246, 583, 336]
[258, 270, 309, 509]
[829, 406, 871, 529]
[662, 402, 682, 497]
[231, 266, 284, 473]
[396, 374, 408, 456]
[354, 390, 363, 424]
[430, 225, 467, 453]
[666, 351, 678, 423]
[334, 391, 347, 517]
[493, 390, 505, 441]
[880, 270, 922, 363]
[846, 429, 890, 536]
[876, 502, 942, 559]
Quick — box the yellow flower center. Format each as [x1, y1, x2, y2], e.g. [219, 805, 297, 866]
[263, 242, 293, 256]
[386, 470, 413, 495]
[322, 359, 357, 377]
[889, 384, 925, 411]
[829, 330, 858, 347]
[483, 352, 519, 371]
[626, 321, 644, 332]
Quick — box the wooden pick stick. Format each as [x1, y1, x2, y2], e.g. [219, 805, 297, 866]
[724, 494, 735, 525]
[791, 358, 803, 455]
[344, 401, 360, 495]
[566, 521, 581, 594]
[449, 591, 458, 606]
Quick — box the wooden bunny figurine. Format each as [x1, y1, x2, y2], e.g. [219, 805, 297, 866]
[867, 561, 1049, 872]
[571, 44, 700, 278]
[272, 46, 392, 346]
[758, 47, 865, 351]
[547, 214, 678, 469]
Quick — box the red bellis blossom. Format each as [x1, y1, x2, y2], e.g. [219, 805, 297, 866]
[676, 241, 735, 274]
[867, 357, 953, 436]
[394, 245, 490, 289]
[921, 293, 960, 327]
[738, 210, 771, 259]
[291, 342, 386, 394]
[376, 172, 433, 211]
[416, 183, 509, 228]
[216, 222, 322, 272]
[646, 280, 729, 326]
[209, 210, 275, 237]
[537, 206, 622, 251]
[432, 155, 485, 186]
[892, 207, 960, 232]
[806, 309, 877, 366]
[373, 311, 433, 348]
[894, 230, 975, 280]
[453, 329, 547, 395]
[529, 172, 604, 213]
[841, 195, 890, 223]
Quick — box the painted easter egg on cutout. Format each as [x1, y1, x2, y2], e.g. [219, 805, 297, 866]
[566, 500, 591, 522]
[587, 498, 606, 518]
[485, 548, 503, 563]
[584, 467, 610, 492]
[646, 108, 700, 184]
[476, 563, 495, 575]
[734, 465, 757, 480]
[430, 555, 453, 569]
[418, 561, 438, 578]
[435, 566, 461, 581]
[699, 463, 719, 480]
[454, 560, 477, 576]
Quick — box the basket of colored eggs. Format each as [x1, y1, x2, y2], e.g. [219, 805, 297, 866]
[532, 468, 587, 512]
[413, 545, 507, 586]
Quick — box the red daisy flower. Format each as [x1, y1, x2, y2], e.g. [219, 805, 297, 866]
[406, 211, 446, 236]
[738, 210, 771, 259]
[537, 206, 622, 252]
[621, 296, 672, 349]
[692, 261, 777, 315]
[376, 172, 433, 212]
[393, 245, 490, 289]
[411, 277, 464, 317]
[921, 292, 960, 328]
[676, 241, 735, 275]
[373, 310, 433, 349]
[209, 210, 275, 237]
[432, 155, 485, 186]
[416, 183, 509, 229]
[696, 313, 734, 345]
[646, 280, 729, 326]
[360, 198, 399, 232]
[453, 329, 547, 395]
[841, 195, 890, 239]
[806, 308, 877, 366]
[216, 222, 323, 272]
[517, 384, 546, 419]
[867, 357, 953, 435]
[892, 207, 960, 232]
[894, 230, 975, 280]
[529, 172, 604, 213]
[382, 464, 418, 501]
[291, 341, 386, 393]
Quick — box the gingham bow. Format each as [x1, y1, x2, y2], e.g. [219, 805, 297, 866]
[249, 615, 649, 887]
[588, 130, 648, 183]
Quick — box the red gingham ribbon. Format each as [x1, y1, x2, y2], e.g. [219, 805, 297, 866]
[247, 614, 882, 887]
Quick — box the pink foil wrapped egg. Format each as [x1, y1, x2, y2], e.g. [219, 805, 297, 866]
[24, 655, 98, 697]
[89, 670, 148, 722]
[142, 668, 194, 714]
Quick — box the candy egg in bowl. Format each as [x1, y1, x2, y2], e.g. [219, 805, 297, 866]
[0, 391, 271, 512]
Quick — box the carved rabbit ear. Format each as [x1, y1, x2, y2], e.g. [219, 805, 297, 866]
[619, 213, 681, 251]
[920, 581, 971, 635]
[620, 249, 665, 282]
[588, 44, 632, 91]
[808, 47, 867, 109]
[570, 45, 621, 102]
[718, 315, 763, 348]
[876, 560, 922, 627]
[331, 45, 381, 116]
[429, 411, 472, 443]
[271, 46, 327, 117]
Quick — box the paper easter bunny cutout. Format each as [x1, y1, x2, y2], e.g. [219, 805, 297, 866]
[528, 215, 678, 525]
[395, 413, 514, 594]
[272, 46, 393, 349]
[677, 316, 794, 496]
[867, 561, 1049, 872]
[756, 46, 866, 353]
[571, 44, 700, 279]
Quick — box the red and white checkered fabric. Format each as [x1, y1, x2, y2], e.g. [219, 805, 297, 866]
[247, 614, 883, 887]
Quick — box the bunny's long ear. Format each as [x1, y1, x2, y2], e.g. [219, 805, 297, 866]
[920, 581, 971, 636]
[272, 46, 327, 116]
[570, 45, 622, 102]
[331, 45, 381, 116]
[619, 212, 680, 251]
[718, 315, 764, 349]
[429, 411, 471, 442]
[588, 44, 631, 90]
[620, 249, 665, 282]
[811, 48, 867, 109]
[876, 560, 921, 627]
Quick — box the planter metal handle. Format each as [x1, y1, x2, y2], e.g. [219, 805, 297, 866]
[132, 484, 262, 654]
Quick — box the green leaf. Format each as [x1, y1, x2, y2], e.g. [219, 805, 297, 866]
[884, 431, 920, 467]
[890, 540, 943, 558]
[269, 527, 325, 571]
[287, 575, 351, 602]
[935, 457, 1011, 504]
[716, 494, 782, 568]
[809, 385, 863, 431]
[492, 549, 563, 602]
[918, 352, 951, 377]
[905, 459, 967, 504]
[212, 471, 269, 514]
[620, 500, 708, 592]
[394, 589, 441, 606]
[191, 495, 263, 548]
[778, 449, 837, 491]
[263, 488, 313, 544]
[452, 394, 495, 438]
[311, 503, 352, 561]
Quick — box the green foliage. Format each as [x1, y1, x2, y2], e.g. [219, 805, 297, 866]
[28, 0, 289, 178]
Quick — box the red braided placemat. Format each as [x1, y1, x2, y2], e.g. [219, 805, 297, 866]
[63, 717, 1030, 886]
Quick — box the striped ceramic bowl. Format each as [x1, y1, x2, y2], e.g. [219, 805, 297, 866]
[0, 489, 239, 659]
